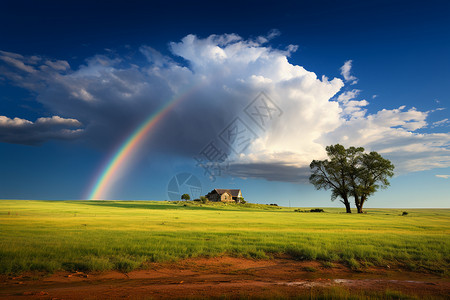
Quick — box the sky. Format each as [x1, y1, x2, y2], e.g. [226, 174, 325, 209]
[0, 0, 449, 208]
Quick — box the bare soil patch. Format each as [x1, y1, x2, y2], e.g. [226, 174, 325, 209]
[1, 257, 448, 299]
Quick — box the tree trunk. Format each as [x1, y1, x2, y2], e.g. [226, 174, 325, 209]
[357, 197, 366, 213]
[356, 204, 363, 213]
[353, 194, 361, 214]
[342, 196, 352, 213]
[345, 202, 352, 213]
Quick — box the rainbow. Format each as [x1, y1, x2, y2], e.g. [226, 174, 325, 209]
[87, 87, 198, 200]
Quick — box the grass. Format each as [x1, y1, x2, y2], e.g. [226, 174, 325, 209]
[0, 200, 449, 275]
[189, 287, 441, 299]
[296, 287, 433, 300]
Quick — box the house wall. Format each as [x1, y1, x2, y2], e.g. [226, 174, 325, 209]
[220, 192, 233, 202]
[231, 191, 243, 203]
[207, 192, 220, 202]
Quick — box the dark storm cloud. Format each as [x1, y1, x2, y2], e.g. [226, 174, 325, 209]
[227, 163, 311, 183]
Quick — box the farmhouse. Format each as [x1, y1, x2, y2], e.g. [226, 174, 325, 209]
[206, 189, 243, 203]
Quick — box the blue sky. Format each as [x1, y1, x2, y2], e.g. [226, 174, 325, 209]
[0, 0, 449, 208]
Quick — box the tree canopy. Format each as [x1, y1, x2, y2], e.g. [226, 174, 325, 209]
[181, 193, 190, 201]
[309, 144, 394, 213]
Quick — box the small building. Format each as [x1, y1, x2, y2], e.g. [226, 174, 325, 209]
[206, 189, 243, 203]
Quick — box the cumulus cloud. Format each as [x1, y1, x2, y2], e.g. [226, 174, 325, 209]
[336, 89, 369, 119]
[0, 33, 449, 181]
[0, 115, 83, 145]
[319, 105, 450, 174]
[340, 60, 358, 85]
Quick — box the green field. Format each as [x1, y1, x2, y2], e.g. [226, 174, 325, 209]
[1, 200, 449, 275]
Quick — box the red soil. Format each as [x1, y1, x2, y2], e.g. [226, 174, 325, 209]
[1, 257, 448, 299]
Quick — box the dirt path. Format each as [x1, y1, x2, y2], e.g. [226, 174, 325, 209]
[1, 257, 448, 299]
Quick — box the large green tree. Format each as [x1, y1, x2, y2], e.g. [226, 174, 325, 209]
[309, 144, 358, 213]
[352, 151, 394, 213]
[309, 144, 394, 213]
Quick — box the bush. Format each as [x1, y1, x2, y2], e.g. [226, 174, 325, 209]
[193, 198, 201, 202]
[402, 211, 408, 216]
[310, 208, 324, 213]
[200, 196, 208, 204]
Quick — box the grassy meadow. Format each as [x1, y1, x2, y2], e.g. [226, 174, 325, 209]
[0, 200, 449, 275]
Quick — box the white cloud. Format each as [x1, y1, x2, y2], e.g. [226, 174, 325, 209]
[340, 60, 358, 85]
[35, 116, 82, 127]
[335, 89, 368, 118]
[256, 29, 281, 44]
[0, 34, 449, 181]
[44, 60, 70, 71]
[337, 89, 360, 103]
[319, 105, 450, 174]
[0, 116, 32, 126]
[0, 115, 83, 145]
[0, 50, 71, 91]
[436, 174, 450, 179]
[0, 55, 37, 73]
[432, 118, 450, 127]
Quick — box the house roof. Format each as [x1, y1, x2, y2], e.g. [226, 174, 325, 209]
[213, 189, 241, 197]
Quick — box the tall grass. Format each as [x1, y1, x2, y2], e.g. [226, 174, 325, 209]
[0, 200, 449, 274]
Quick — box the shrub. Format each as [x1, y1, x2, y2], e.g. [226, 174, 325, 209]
[200, 196, 208, 204]
[310, 208, 324, 212]
[402, 211, 408, 216]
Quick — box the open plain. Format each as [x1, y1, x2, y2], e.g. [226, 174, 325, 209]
[1, 200, 449, 299]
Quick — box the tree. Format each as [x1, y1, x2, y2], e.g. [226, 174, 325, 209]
[309, 144, 394, 213]
[352, 151, 394, 213]
[181, 193, 190, 201]
[310, 144, 359, 213]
